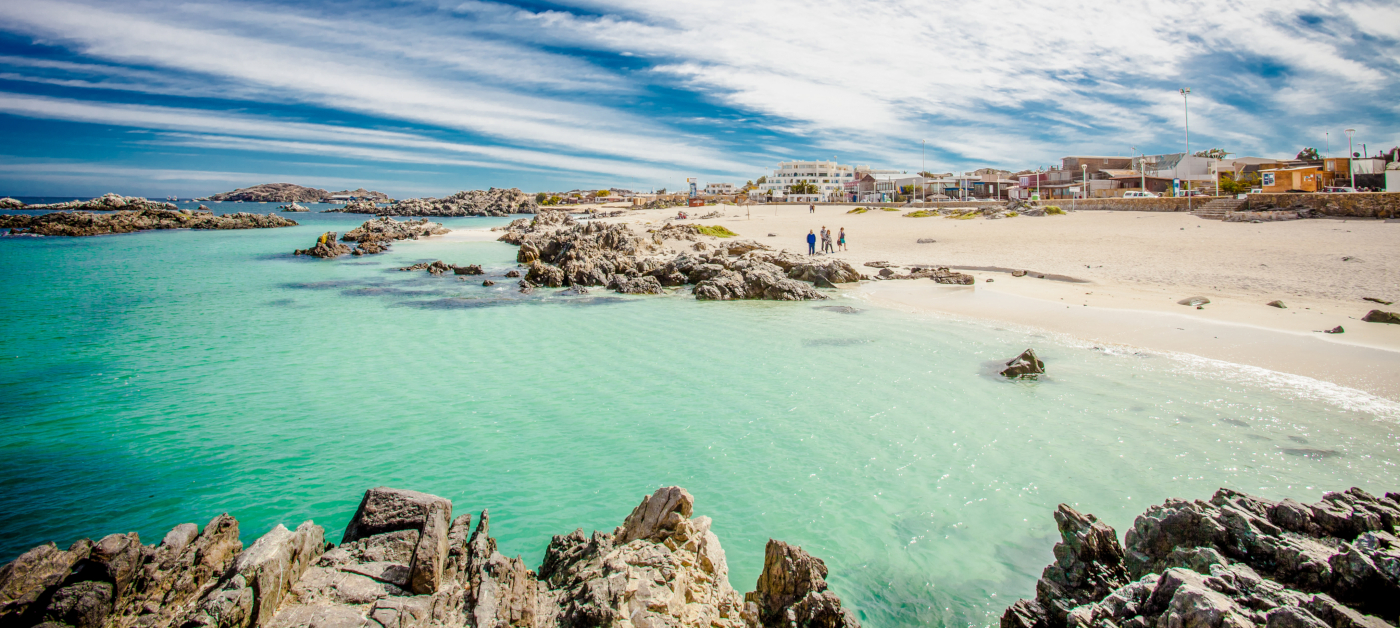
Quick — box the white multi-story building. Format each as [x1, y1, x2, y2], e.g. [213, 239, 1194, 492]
[703, 182, 737, 195]
[753, 160, 858, 201]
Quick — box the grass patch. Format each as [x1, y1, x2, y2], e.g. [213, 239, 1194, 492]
[1006, 211, 1019, 217]
[880, 207, 900, 212]
[1045, 206, 1065, 215]
[847, 207, 869, 214]
[695, 224, 738, 238]
[948, 210, 979, 220]
[902, 210, 937, 218]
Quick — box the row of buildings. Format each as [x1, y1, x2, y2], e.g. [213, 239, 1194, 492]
[702, 151, 1399, 203]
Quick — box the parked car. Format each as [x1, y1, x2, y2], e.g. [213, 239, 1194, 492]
[1123, 191, 1158, 198]
[1181, 190, 1208, 197]
[1321, 186, 1359, 193]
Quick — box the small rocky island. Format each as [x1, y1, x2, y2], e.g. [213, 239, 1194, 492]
[294, 217, 450, 258]
[323, 188, 538, 217]
[0, 486, 860, 628]
[204, 184, 389, 204]
[495, 210, 863, 301]
[1003, 487, 1399, 628]
[0, 195, 297, 237]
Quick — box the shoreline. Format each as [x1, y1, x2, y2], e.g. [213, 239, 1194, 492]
[578, 203, 1400, 401]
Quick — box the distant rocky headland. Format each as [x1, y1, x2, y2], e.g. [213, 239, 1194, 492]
[323, 188, 537, 218]
[0, 486, 860, 628]
[1003, 486, 1399, 628]
[203, 184, 390, 204]
[0, 195, 297, 237]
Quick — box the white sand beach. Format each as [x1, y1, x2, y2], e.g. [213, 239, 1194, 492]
[576, 203, 1400, 400]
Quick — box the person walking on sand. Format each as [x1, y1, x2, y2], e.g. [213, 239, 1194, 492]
[821, 226, 833, 254]
[806, 230, 817, 255]
[809, 202, 815, 214]
[838, 227, 847, 251]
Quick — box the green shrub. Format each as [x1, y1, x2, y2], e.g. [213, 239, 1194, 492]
[948, 210, 979, 220]
[1006, 211, 1019, 217]
[880, 207, 900, 212]
[1045, 206, 1065, 215]
[902, 210, 937, 218]
[847, 207, 869, 214]
[695, 225, 738, 238]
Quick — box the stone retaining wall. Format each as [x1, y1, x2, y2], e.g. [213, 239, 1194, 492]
[1244, 193, 1400, 218]
[1061, 198, 1198, 212]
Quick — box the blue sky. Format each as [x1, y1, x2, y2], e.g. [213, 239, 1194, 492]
[0, 0, 1396, 198]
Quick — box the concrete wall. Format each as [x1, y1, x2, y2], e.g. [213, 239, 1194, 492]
[1244, 193, 1400, 218]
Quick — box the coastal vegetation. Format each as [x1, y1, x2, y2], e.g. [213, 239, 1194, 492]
[847, 207, 869, 214]
[695, 224, 738, 237]
[902, 209, 937, 217]
[1045, 205, 1066, 214]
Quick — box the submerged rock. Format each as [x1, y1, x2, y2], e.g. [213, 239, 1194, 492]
[1001, 487, 1400, 628]
[1000, 348, 1045, 378]
[452, 264, 484, 275]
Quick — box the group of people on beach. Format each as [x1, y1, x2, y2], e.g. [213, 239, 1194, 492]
[806, 226, 845, 255]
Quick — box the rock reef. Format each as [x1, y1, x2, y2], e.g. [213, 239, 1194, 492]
[326, 189, 537, 217]
[495, 210, 863, 301]
[1002, 487, 1400, 628]
[292, 218, 449, 258]
[0, 486, 860, 628]
[0, 206, 297, 237]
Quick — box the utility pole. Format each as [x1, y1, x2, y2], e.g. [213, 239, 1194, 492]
[1346, 129, 1356, 188]
[1180, 87, 1191, 210]
[921, 140, 925, 205]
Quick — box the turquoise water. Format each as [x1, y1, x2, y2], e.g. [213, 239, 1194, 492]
[2, 211, 1397, 627]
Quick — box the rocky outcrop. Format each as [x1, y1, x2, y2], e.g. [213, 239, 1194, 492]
[2, 487, 860, 628]
[329, 189, 537, 217]
[494, 211, 832, 301]
[23, 193, 176, 212]
[207, 184, 388, 203]
[341, 217, 448, 244]
[452, 265, 483, 276]
[0, 197, 23, 209]
[0, 514, 243, 628]
[1, 207, 297, 237]
[293, 232, 352, 258]
[277, 203, 309, 212]
[1001, 487, 1400, 628]
[1001, 349, 1045, 378]
[398, 261, 453, 275]
[744, 540, 861, 628]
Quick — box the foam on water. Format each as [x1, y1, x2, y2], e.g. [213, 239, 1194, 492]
[1, 214, 1396, 627]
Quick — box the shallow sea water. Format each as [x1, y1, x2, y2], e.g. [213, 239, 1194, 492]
[1, 208, 1397, 627]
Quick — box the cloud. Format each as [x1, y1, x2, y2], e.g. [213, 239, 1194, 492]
[0, 0, 1395, 195]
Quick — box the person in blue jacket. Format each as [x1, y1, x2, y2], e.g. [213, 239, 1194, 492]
[806, 230, 817, 255]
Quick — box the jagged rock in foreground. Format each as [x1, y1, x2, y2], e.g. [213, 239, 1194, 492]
[0, 486, 859, 628]
[1002, 487, 1400, 628]
[0, 207, 297, 237]
[494, 211, 854, 301]
[293, 232, 352, 258]
[327, 189, 537, 217]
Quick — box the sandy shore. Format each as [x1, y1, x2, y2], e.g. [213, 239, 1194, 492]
[578, 203, 1400, 400]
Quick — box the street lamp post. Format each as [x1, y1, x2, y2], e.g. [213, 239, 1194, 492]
[1081, 164, 1088, 203]
[1180, 87, 1191, 210]
[1345, 129, 1356, 188]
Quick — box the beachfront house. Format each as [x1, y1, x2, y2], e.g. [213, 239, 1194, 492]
[703, 182, 737, 195]
[754, 160, 857, 202]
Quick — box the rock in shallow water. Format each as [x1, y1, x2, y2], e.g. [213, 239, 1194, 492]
[1000, 348, 1045, 378]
